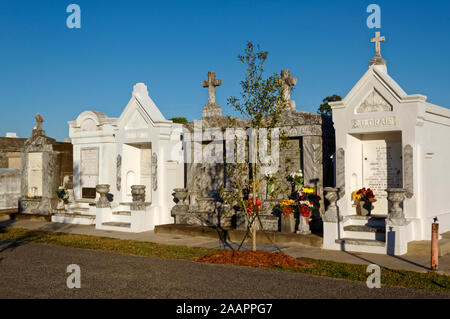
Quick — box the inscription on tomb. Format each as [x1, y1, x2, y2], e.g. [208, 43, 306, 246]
[363, 141, 402, 204]
[352, 116, 396, 129]
[80, 148, 99, 195]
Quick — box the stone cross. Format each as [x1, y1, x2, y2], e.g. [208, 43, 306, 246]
[371, 31, 385, 57]
[276, 70, 297, 103]
[35, 113, 44, 131]
[202, 71, 222, 104]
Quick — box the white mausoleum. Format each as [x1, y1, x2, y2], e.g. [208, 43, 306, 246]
[52, 83, 184, 232]
[323, 32, 450, 255]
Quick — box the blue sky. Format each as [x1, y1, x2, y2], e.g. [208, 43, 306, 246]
[0, 0, 449, 141]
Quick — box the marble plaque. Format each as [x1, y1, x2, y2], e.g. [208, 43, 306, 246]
[363, 140, 402, 214]
[28, 152, 43, 197]
[80, 148, 99, 189]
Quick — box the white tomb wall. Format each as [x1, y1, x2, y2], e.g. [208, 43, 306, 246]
[332, 65, 450, 241]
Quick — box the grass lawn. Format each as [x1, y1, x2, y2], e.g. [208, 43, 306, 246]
[0, 226, 449, 293]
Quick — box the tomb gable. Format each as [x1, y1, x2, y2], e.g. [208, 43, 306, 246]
[119, 83, 169, 129]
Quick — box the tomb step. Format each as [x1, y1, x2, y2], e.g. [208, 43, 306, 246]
[112, 211, 131, 216]
[343, 225, 386, 241]
[344, 215, 387, 227]
[111, 211, 131, 223]
[335, 238, 386, 254]
[51, 213, 96, 225]
[102, 222, 131, 228]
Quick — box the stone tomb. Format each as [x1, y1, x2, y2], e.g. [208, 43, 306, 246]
[52, 83, 184, 232]
[19, 114, 73, 216]
[172, 71, 335, 232]
[323, 32, 450, 255]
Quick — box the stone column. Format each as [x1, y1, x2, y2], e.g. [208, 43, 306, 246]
[302, 136, 324, 215]
[96, 184, 110, 208]
[131, 185, 146, 210]
[386, 188, 407, 226]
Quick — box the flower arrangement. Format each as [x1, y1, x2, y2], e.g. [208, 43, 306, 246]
[352, 188, 376, 216]
[264, 172, 277, 196]
[245, 197, 262, 215]
[295, 187, 320, 224]
[352, 188, 375, 203]
[56, 188, 69, 203]
[249, 180, 259, 192]
[280, 199, 295, 218]
[289, 170, 304, 188]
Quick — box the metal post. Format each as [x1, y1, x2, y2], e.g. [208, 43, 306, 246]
[431, 217, 439, 271]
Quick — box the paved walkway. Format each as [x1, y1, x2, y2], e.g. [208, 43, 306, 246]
[1, 219, 449, 275]
[1, 241, 448, 298]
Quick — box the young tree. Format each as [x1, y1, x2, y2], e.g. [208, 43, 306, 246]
[317, 94, 342, 117]
[227, 42, 282, 251]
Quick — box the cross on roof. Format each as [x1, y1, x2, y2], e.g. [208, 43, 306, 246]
[35, 113, 44, 131]
[202, 71, 222, 105]
[371, 31, 385, 57]
[275, 69, 297, 103]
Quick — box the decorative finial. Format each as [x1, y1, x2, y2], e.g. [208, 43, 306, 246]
[370, 31, 386, 66]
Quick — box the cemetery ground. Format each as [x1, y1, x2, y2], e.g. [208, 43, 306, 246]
[0, 219, 449, 297]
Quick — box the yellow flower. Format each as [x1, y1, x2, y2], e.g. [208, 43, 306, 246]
[352, 191, 362, 201]
[302, 187, 314, 194]
[281, 199, 295, 207]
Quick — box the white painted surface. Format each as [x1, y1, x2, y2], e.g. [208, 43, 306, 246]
[64, 83, 184, 232]
[326, 63, 450, 255]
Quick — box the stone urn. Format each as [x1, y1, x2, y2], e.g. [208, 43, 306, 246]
[173, 188, 188, 205]
[131, 185, 146, 202]
[281, 212, 296, 233]
[386, 188, 407, 225]
[356, 200, 375, 216]
[56, 199, 65, 210]
[96, 184, 110, 208]
[323, 187, 339, 223]
[297, 214, 311, 235]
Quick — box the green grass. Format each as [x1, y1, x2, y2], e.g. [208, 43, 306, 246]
[0, 227, 218, 260]
[0, 226, 449, 293]
[287, 258, 450, 293]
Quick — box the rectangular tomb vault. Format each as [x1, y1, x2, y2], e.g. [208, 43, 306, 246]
[324, 34, 450, 255]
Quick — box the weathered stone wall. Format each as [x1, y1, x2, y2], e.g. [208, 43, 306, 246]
[0, 168, 21, 210]
[179, 108, 335, 226]
[0, 137, 26, 168]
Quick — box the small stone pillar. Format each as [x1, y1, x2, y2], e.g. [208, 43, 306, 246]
[96, 184, 110, 208]
[386, 188, 407, 226]
[322, 187, 343, 250]
[323, 187, 339, 223]
[131, 185, 146, 210]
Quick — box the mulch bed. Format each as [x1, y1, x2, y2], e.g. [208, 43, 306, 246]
[197, 250, 315, 269]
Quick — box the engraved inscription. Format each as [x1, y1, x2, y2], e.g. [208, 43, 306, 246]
[352, 116, 396, 129]
[363, 140, 402, 214]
